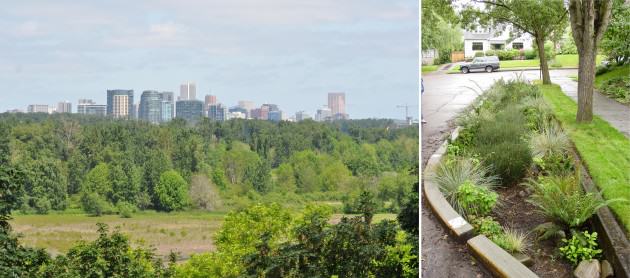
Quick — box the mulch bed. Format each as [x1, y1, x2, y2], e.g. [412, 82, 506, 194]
[492, 184, 573, 278]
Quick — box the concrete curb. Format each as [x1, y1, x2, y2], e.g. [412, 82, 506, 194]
[423, 125, 539, 277]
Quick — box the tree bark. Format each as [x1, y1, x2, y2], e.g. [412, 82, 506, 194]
[536, 35, 551, 84]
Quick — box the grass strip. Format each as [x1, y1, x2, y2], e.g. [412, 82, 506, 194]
[539, 83, 630, 235]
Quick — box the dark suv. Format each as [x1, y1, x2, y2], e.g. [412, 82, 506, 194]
[460, 56, 500, 73]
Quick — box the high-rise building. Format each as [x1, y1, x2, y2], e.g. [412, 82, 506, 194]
[56, 101, 72, 113]
[268, 110, 283, 122]
[160, 92, 174, 123]
[238, 100, 255, 111]
[139, 91, 162, 124]
[229, 106, 249, 118]
[107, 90, 134, 119]
[175, 100, 203, 122]
[27, 104, 49, 113]
[179, 82, 196, 100]
[295, 111, 312, 121]
[315, 107, 332, 122]
[77, 99, 107, 116]
[327, 92, 347, 119]
[205, 95, 217, 106]
[208, 103, 227, 121]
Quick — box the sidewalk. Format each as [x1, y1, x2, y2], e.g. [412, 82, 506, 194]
[551, 75, 630, 138]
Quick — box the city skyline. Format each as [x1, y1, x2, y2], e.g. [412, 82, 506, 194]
[0, 1, 418, 119]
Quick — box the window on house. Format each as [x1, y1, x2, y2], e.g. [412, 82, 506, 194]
[472, 42, 483, 51]
[512, 42, 524, 49]
[491, 44, 504, 50]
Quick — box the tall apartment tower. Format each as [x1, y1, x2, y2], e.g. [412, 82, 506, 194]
[139, 91, 162, 124]
[160, 92, 174, 123]
[107, 90, 134, 119]
[57, 101, 72, 113]
[327, 92, 346, 117]
[179, 82, 196, 100]
[175, 99, 204, 122]
[27, 105, 50, 113]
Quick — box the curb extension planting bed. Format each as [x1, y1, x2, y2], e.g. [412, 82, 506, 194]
[423, 127, 537, 277]
[425, 78, 628, 277]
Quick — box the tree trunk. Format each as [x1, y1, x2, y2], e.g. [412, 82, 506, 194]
[536, 36, 551, 84]
[577, 50, 596, 122]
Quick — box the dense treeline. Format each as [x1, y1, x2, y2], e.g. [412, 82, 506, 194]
[0, 113, 418, 215]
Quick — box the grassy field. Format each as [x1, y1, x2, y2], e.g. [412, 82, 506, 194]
[422, 65, 440, 73]
[540, 84, 630, 235]
[10, 210, 397, 259]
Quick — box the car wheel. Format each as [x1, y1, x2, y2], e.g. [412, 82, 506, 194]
[485, 66, 493, 73]
[461, 67, 469, 74]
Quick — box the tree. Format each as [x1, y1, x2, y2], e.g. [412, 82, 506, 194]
[568, 0, 614, 122]
[82, 163, 112, 194]
[599, 0, 629, 64]
[21, 157, 68, 213]
[461, 0, 568, 84]
[155, 170, 189, 211]
[247, 160, 272, 194]
[422, 0, 460, 51]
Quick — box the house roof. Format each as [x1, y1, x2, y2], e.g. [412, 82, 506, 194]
[463, 31, 493, 40]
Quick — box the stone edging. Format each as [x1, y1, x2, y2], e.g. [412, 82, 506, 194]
[423, 126, 539, 278]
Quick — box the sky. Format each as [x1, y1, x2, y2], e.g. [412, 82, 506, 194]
[0, 0, 418, 119]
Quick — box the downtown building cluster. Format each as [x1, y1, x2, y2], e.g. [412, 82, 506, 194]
[16, 83, 349, 123]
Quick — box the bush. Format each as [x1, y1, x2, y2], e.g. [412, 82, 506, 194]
[595, 64, 612, 75]
[524, 49, 537, 60]
[550, 60, 563, 68]
[155, 170, 189, 212]
[600, 76, 630, 103]
[559, 231, 602, 265]
[475, 51, 484, 57]
[116, 201, 136, 218]
[456, 181, 498, 217]
[496, 50, 520, 61]
[484, 50, 496, 57]
[437, 49, 452, 64]
[470, 216, 503, 238]
[482, 141, 532, 186]
[81, 192, 113, 216]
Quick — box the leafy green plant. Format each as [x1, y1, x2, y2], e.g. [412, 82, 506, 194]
[600, 76, 630, 103]
[470, 216, 503, 239]
[116, 201, 136, 218]
[432, 158, 498, 206]
[559, 231, 602, 265]
[527, 176, 620, 228]
[493, 228, 529, 254]
[456, 181, 498, 217]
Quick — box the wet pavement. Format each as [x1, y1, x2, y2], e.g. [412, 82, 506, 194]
[420, 68, 627, 277]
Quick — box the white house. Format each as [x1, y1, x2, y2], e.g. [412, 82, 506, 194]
[463, 27, 533, 58]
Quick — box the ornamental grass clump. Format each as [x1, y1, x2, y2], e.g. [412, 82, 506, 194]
[432, 158, 498, 209]
[493, 228, 530, 254]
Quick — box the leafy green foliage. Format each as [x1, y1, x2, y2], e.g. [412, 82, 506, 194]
[155, 170, 189, 212]
[80, 191, 114, 216]
[456, 181, 498, 217]
[470, 216, 503, 239]
[600, 76, 630, 103]
[600, 0, 630, 64]
[116, 201, 137, 218]
[559, 231, 602, 265]
[433, 158, 498, 206]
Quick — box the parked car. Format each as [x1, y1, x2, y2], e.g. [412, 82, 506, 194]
[460, 56, 500, 73]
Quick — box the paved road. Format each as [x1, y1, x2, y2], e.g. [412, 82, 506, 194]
[420, 68, 596, 277]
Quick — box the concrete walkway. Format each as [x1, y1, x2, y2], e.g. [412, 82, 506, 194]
[550, 75, 630, 138]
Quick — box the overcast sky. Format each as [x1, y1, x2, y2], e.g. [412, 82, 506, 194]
[0, 0, 418, 119]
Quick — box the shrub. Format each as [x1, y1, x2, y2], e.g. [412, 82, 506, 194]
[437, 49, 452, 64]
[559, 231, 602, 265]
[496, 50, 518, 61]
[595, 64, 612, 76]
[475, 51, 484, 57]
[550, 60, 563, 68]
[493, 228, 529, 254]
[81, 192, 113, 216]
[484, 50, 496, 57]
[481, 141, 532, 186]
[600, 76, 630, 103]
[155, 170, 189, 212]
[527, 176, 620, 228]
[470, 216, 503, 238]
[432, 158, 498, 206]
[456, 181, 498, 217]
[116, 201, 136, 218]
[524, 49, 537, 60]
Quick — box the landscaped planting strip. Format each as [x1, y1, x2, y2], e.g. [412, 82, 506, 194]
[423, 125, 539, 277]
[467, 235, 538, 278]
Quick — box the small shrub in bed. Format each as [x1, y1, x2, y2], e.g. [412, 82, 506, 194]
[481, 142, 532, 186]
[433, 158, 498, 209]
[470, 216, 503, 238]
[456, 181, 498, 217]
[559, 231, 602, 265]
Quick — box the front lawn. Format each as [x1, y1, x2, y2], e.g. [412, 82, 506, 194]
[500, 59, 540, 68]
[595, 64, 630, 87]
[422, 65, 440, 73]
[540, 84, 630, 235]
